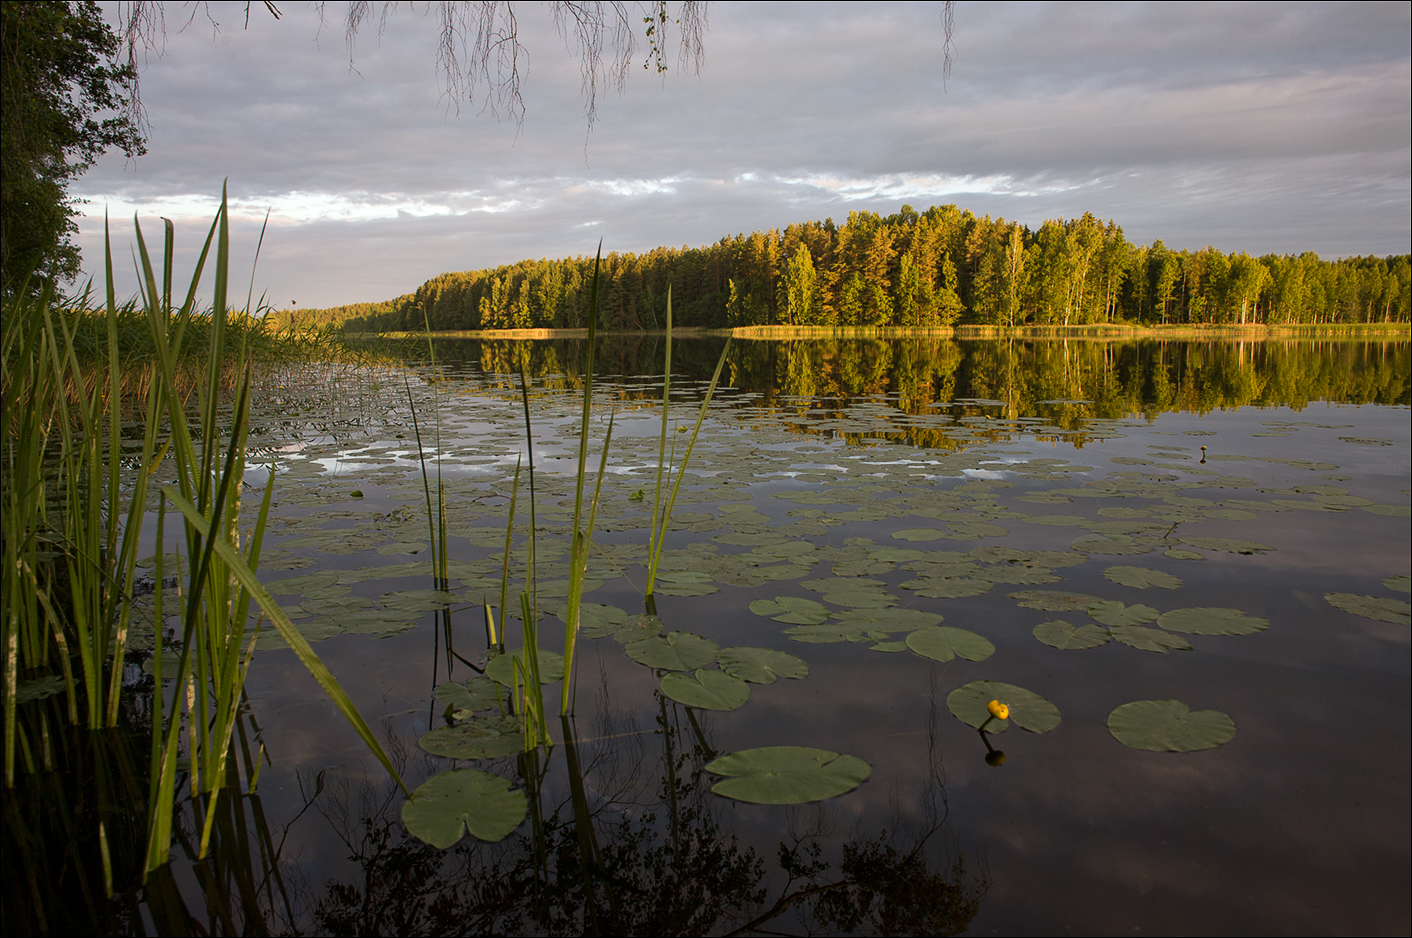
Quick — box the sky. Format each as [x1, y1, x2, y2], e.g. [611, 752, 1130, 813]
[73, 1, 1412, 310]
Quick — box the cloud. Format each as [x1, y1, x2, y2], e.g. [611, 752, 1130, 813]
[72, 1, 1409, 306]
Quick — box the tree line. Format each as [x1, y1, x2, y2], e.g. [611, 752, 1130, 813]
[284, 205, 1411, 333]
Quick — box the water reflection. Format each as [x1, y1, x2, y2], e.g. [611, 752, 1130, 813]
[310, 683, 984, 936]
[3, 661, 984, 935]
[449, 336, 1409, 411]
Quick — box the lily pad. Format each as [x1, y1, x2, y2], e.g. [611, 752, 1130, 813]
[817, 589, 899, 609]
[1010, 590, 1106, 612]
[1104, 566, 1183, 590]
[613, 614, 665, 643]
[1109, 625, 1193, 653]
[660, 669, 751, 710]
[750, 596, 831, 625]
[907, 578, 994, 598]
[1157, 607, 1270, 635]
[705, 746, 871, 805]
[569, 602, 630, 639]
[1107, 700, 1236, 752]
[832, 607, 944, 632]
[891, 527, 950, 542]
[1072, 534, 1157, 556]
[905, 626, 995, 663]
[401, 769, 527, 848]
[485, 647, 565, 686]
[783, 623, 872, 643]
[1178, 537, 1275, 555]
[418, 715, 525, 760]
[380, 589, 461, 611]
[717, 646, 809, 683]
[434, 677, 500, 714]
[1385, 576, 1411, 594]
[946, 681, 1061, 734]
[1087, 601, 1160, 628]
[625, 631, 720, 671]
[1324, 593, 1411, 626]
[15, 674, 66, 704]
[948, 521, 1009, 539]
[653, 571, 719, 597]
[1033, 620, 1111, 649]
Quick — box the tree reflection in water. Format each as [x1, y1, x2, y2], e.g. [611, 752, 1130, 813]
[310, 676, 985, 937]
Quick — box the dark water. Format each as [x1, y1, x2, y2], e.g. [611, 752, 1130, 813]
[19, 337, 1412, 935]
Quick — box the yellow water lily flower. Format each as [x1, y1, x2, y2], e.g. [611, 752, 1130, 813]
[987, 700, 1009, 721]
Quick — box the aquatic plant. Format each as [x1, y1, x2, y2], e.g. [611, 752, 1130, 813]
[0, 188, 404, 892]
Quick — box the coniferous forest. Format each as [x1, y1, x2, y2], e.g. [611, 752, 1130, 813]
[285, 205, 1411, 332]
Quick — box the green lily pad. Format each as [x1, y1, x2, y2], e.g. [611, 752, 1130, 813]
[906, 578, 994, 598]
[418, 715, 525, 760]
[868, 640, 909, 652]
[1178, 537, 1275, 555]
[380, 589, 461, 611]
[749, 596, 831, 625]
[15, 674, 66, 704]
[613, 614, 665, 643]
[1363, 503, 1411, 517]
[660, 669, 751, 710]
[569, 602, 629, 639]
[705, 746, 871, 805]
[1010, 590, 1106, 612]
[783, 623, 872, 643]
[718, 646, 809, 683]
[1088, 601, 1160, 627]
[625, 631, 720, 671]
[832, 607, 944, 632]
[1324, 593, 1411, 626]
[891, 528, 950, 542]
[817, 589, 899, 609]
[905, 626, 995, 663]
[434, 677, 499, 714]
[946, 681, 1061, 734]
[948, 521, 1008, 539]
[653, 571, 719, 597]
[401, 769, 527, 847]
[264, 571, 342, 594]
[1385, 575, 1411, 594]
[1107, 700, 1236, 752]
[1033, 620, 1111, 649]
[136, 552, 185, 571]
[1157, 607, 1270, 635]
[1104, 566, 1183, 590]
[1072, 534, 1157, 556]
[1022, 514, 1090, 526]
[1109, 625, 1193, 653]
[485, 647, 565, 686]
[1164, 548, 1205, 561]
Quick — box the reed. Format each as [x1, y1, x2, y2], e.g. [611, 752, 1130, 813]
[644, 288, 733, 604]
[0, 188, 405, 896]
[559, 251, 616, 716]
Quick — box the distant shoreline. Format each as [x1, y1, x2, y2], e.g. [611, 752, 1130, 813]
[341, 322, 1411, 341]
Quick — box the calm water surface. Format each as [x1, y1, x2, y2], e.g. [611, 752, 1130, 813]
[160, 338, 1410, 934]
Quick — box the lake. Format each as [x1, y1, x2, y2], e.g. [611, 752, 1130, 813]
[129, 336, 1412, 934]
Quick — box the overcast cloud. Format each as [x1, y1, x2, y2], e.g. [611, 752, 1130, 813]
[74, 1, 1411, 308]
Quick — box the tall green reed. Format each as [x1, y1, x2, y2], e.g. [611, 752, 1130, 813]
[1, 187, 406, 890]
[559, 250, 616, 716]
[644, 287, 732, 606]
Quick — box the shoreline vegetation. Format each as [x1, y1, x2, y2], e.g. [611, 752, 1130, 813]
[270, 203, 1411, 335]
[348, 322, 1411, 342]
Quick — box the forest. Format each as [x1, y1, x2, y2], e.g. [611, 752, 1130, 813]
[280, 205, 1412, 333]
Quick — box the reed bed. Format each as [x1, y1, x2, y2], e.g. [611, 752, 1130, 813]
[1, 190, 403, 921]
